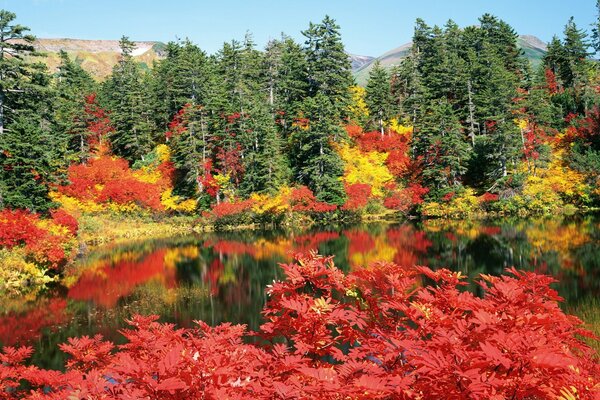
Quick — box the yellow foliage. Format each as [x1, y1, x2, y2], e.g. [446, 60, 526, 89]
[155, 144, 171, 163]
[421, 189, 479, 218]
[338, 143, 393, 197]
[0, 248, 55, 297]
[388, 119, 413, 136]
[250, 187, 291, 215]
[161, 189, 197, 213]
[214, 173, 235, 200]
[347, 85, 369, 124]
[515, 118, 528, 130]
[50, 192, 104, 213]
[133, 166, 162, 184]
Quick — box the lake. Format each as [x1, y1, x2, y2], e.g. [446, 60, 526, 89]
[2, 216, 599, 369]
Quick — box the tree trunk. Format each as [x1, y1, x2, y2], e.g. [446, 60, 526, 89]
[467, 80, 476, 146]
[0, 90, 4, 135]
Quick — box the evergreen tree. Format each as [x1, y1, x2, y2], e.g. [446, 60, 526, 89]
[152, 40, 209, 130]
[0, 10, 58, 211]
[593, 1, 600, 52]
[291, 93, 345, 204]
[239, 100, 288, 196]
[303, 16, 353, 121]
[414, 99, 470, 190]
[365, 60, 393, 135]
[54, 50, 96, 162]
[274, 36, 308, 138]
[103, 36, 156, 162]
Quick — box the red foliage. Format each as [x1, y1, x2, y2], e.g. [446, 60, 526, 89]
[383, 184, 428, 212]
[290, 186, 337, 213]
[479, 192, 499, 203]
[50, 209, 79, 235]
[545, 68, 559, 95]
[58, 156, 166, 211]
[0, 209, 42, 248]
[441, 191, 455, 202]
[4, 253, 597, 399]
[210, 199, 254, 218]
[0, 299, 69, 346]
[99, 178, 163, 210]
[342, 183, 371, 211]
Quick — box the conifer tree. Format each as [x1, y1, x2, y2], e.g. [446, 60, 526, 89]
[0, 10, 57, 211]
[291, 93, 345, 205]
[103, 36, 156, 162]
[303, 15, 353, 120]
[54, 50, 96, 162]
[365, 60, 393, 135]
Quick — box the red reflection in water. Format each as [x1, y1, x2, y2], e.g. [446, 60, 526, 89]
[0, 299, 69, 346]
[68, 249, 175, 308]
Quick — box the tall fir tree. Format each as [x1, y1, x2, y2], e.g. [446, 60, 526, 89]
[54, 50, 96, 162]
[303, 15, 353, 122]
[365, 60, 393, 135]
[291, 93, 346, 205]
[0, 10, 58, 211]
[102, 36, 156, 162]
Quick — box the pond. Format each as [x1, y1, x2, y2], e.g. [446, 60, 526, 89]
[1, 216, 599, 369]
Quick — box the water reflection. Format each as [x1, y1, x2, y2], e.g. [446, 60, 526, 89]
[1, 216, 598, 369]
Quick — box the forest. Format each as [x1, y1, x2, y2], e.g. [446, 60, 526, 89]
[0, 5, 599, 399]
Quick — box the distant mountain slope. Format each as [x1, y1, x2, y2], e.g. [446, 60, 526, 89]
[349, 54, 375, 71]
[353, 35, 548, 86]
[31, 38, 166, 80]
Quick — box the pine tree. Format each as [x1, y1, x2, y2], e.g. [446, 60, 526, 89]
[239, 100, 288, 196]
[291, 93, 345, 205]
[415, 99, 470, 190]
[54, 50, 96, 162]
[0, 9, 38, 135]
[365, 60, 392, 135]
[0, 10, 58, 211]
[303, 15, 353, 120]
[103, 36, 156, 162]
[274, 36, 308, 138]
[151, 40, 209, 130]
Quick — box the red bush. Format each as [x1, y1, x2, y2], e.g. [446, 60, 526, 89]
[290, 186, 337, 213]
[50, 209, 79, 235]
[99, 178, 163, 210]
[1, 253, 598, 399]
[342, 183, 371, 211]
[479, 192, 499, 203]
[211, 199, 254, 218]
[0, 209, 42, 248]
[384, 184, 428, 212]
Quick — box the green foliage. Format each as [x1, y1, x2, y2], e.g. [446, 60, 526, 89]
[291, 93, 346, 205]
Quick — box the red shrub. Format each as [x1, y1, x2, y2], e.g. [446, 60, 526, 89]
[50, 209, 79, 235]
[342, 183, 371, 211]
[290, 186, 337, 213]
[211, 199, 254, 218]
[479, 192, 499, 203]
[384, 184, 428, 212]
[0, 253, 598, 399]
[0, 209, 42, 248]
[99, 178, 164, 210]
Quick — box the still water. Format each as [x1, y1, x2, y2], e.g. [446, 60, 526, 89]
[2, 217, 599, 369]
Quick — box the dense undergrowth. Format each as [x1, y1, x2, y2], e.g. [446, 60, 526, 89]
[0, 253, 598, 399]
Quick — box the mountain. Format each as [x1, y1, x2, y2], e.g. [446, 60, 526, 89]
[353, 34, 548, 86]
[31, 38, 166, 80]
[349, 54, 375, 71]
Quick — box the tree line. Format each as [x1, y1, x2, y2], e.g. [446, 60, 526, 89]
[0, 7, 598, 213]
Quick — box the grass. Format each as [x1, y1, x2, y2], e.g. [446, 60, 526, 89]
[77, 212, 199, 247]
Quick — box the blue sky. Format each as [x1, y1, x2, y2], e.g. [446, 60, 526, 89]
[1, 0, 597, 56]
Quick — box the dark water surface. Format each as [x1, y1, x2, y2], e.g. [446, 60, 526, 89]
[2, 217, 599, 369]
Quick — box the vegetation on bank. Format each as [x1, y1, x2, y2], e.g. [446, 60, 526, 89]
[0, 252, 598, 399]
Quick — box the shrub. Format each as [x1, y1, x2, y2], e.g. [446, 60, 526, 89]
[0, 253, 597, 399]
